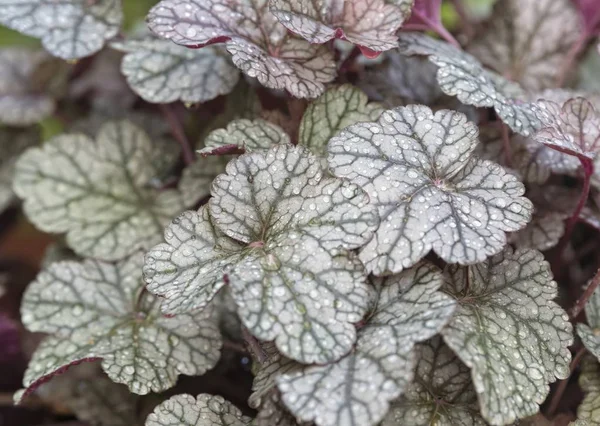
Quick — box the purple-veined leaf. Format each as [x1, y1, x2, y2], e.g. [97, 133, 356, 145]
[112, 37, 239, 104]
[145, 145, 379, 364]
[145, 394, 251, 426]
[277, 262, 456, 426]
[382, 337, 486, 426]
[147, 0, 336, 98]
[0, 49, 55, 126]
[0, 0, 122, 60]
[397, 33, 544, 137]
[268, 0, 413, 58]
[17, 254, 222, 399]
[441, 247, 573, 425]
[328, 105, 533, 275]
[468, 0, 581, 91]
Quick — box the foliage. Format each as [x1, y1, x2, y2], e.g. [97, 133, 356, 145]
[0, 1, 599, 426]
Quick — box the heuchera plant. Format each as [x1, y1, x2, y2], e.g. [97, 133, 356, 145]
[2, 0, 600, 425]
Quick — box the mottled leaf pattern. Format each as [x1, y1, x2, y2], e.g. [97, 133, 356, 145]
[0, 0, 123, 59]
[268, 0, 412, 56]
[277, 262, 456, 426]
[255, 391, 308, 426]
[577, 284, 600, 361]
[13, 121, 186, 260]
[328, 105, 532, 275]
[469, 0, 581, 91]
[0, 127, 38, 213]
[199, 119, 290, 156]
[441, 247, 573, 425]
[383, 337, 486, 426]
[0, 49, 54, 126]
[145, 394, 251, 426]
[146, 145, 378, 363]
[299, 85, 383, 157]
[112, 38, 239, 104]
[578, 356, 600, 425]
[18, 255, 221, 397]
[147, 0, 336, 98]
[178, 157, 229, 206]
[396, 33, 544, 136]
[511, 212, 566, 251]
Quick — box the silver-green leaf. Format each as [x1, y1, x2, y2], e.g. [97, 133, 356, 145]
[441, 247, 573, 425]
[577, 284, 600, 361]
[578, 356, 600, 425]
[328, 105, 532, 275]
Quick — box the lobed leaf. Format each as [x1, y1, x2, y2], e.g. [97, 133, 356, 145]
[328, 105, 532, 275]
[510, 212, 566, 252]
[268, 0, 412, 57]
[468, 0, 581, 91]
[277, 262, 456, 426]
[147, 0, 336, 98]
[578, 356, 600, 425]
[0, 49, 54, 126]
[0, 0, 123, 59]
[18, 255, 222, 397]
[178, 156, 230, 206]
[298, 84, 383, 158]
[112, 38, 239, 104]
[13, 120, 189, 260]
[199, 119, 290, 156]
[145, 394, 251, 426]
[383, 337, 486, 426]
[396, 33, 544, 136]
[441, 247, 573, 425]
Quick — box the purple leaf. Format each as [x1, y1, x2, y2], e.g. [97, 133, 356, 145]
[403, 0, 442, 31]
[0, 315, 20, 362]
[573, 0, 600, 35]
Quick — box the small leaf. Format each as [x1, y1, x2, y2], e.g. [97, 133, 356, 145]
[441, 247, 573, 425]
[397, 32, 544, 136]
[199, 119, 290, 156]
[147, 0, 336, 98]
[577, 284, 600, 361]
[277, 262, 456, 426]
[578, 356, 600, 425]
[178, 157, 230, 206]
[255, 391, 309, 426]
[298, 85, 383, 158]
[328, 105, 532, 275]
[382, 337, 486, 426]
[145, 394, 251, 426]
[511, 211, 566, 252]
[13, 120, 187, 260]
[468, 0, 581, 91]
[18, 255, 221, 397]
[0, 49, 54, 125]
[112, 38, 239, 104]
[0, 0, 123, 59]
[268, 0, 412, 56]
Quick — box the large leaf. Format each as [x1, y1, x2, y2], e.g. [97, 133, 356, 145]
[112, 38, 239, 104]
[147, 0, 336, 98]
[18, 255, 222, 398]
[277, 262, 456, 426]
[0, 48, 54, 125]
[0, 0, 123, 59]
[328, 105, 532, 275]
[577, 284, 600, 361]
[146, 394, 251, 426]
[578, 356, 600, 425]
[268, 0, 412, 57]
[396, 33, 544, 136]
[441, 247, 573, 425]
[199, 119, 290, 156]
[382, 337, 486, 426]
[468, 0, 581, 91]
[13, 120, 188, 260]
[299, 84, 383, 158]
[0, 127, 38, 213]
[145, 144, 379, 363]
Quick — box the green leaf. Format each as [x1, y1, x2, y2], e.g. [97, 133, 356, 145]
[577, 284, 600, 361]
[277, 262, 456, 426]
[382, 337, 486, 426]
[112, 38, 239, 104]
[18, 255, 222, 397]
[578, 356, 600, 425]
[145, 394, 251, 426]
[0, 0, 123, 59]
[441, 247, 573, 425]
[396, 33, 544, 136]
[13, 120, 188, 260]
[299, 85, 383, 158]
[328, 105, 532, 275]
